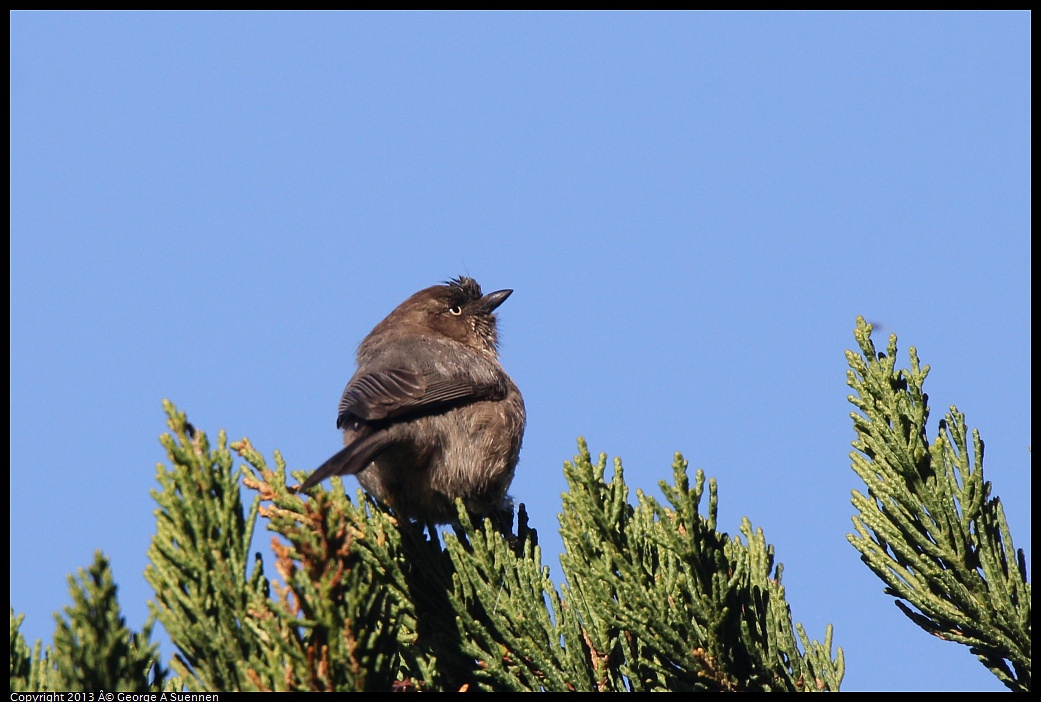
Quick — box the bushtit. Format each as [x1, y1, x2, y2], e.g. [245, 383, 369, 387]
[299, 277, 525, 526]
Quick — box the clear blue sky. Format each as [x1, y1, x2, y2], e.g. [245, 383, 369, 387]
[10, 11, 1030, 692]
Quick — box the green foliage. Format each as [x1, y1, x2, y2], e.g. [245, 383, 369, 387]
[9, 554, 166, 691]
[146, 403, 844, 690]
[10, 320, 1032, 691]
[7, 400, 845, 692]
[10, 609, 41, 691]
[846, 316, 1031, 692]
[144, 407, 266, 691]
[17, 317, 1028, 691]
[555, 445, 842, 691]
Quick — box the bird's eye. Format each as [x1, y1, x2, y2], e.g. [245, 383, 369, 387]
[448, 305, 462, 316]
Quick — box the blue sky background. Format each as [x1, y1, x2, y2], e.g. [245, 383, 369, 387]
[10, 12, 1030, 692]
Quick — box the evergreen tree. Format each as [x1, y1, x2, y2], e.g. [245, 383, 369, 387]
[9, 319, 1028, 691]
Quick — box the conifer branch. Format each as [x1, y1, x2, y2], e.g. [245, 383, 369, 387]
[846, 316, 1030, 691]
[145, 400, 266, 690]
[556, 443, 843, 691]
[9, 554, 166, 691]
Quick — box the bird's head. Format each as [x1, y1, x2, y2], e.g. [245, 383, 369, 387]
[369, 276, 512, 355]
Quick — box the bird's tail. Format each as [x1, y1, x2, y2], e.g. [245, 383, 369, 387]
[298, 431, 386, 492]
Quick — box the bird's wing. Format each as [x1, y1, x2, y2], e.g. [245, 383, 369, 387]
[299, 368, 503, 492]
[336, 368, 500, 426]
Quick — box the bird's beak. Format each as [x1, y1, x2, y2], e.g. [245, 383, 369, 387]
[480, 289, 513, 312]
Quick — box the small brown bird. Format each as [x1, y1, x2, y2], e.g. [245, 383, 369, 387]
[299, 277, 525, 526]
